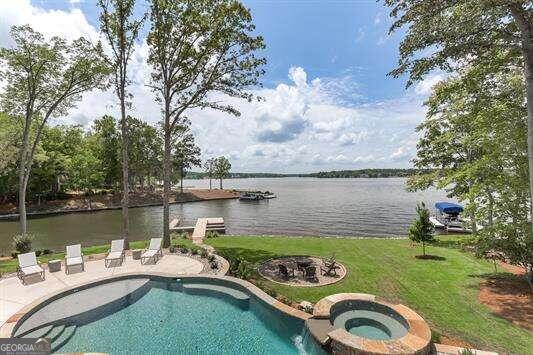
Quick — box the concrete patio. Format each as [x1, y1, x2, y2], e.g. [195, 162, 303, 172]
[0, 254, 204, 327]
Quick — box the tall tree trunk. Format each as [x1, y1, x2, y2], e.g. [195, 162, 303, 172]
[511, 7, 533, 229]
[18, 115, 31, 235]
[120, 87, 130, 249]
[526, 45, 533, 227]
[180, 165, 184, 194]
[219, 177, 222, 189]
[163, 117, 171, 248]
[209, 177, 212, 190]
[18, 169, 27, 235]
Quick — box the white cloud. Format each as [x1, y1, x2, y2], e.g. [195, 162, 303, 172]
[354, 155, 378, 163]
[414, 73, 445, 96]
[0, 1, 429, 173]
[355, 28, 365, 43]
[0, 0, 98, 45]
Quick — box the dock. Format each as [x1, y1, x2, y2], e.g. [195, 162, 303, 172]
[169, 217, 225, 245]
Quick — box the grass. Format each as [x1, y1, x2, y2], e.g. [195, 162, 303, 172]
[206, 235, 532, 355]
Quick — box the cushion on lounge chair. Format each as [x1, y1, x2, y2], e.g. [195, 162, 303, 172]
[66, 256, 83, 266]
[148, 238, 162, 251]
[18, 252, 38, 268]
[142, 249, 158, 258]
[106, 251, 123, 260]
[20, 265, 44, 276]
[110, 239, 125, 253]
[66, 244, 82, 258]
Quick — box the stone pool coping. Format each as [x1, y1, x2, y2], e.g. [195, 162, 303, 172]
[0, 272, 311, 338]
[311, 293, 432, 355]
[257, 255, 347, 287]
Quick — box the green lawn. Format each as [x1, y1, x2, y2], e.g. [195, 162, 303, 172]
[206, 235, 532, 354]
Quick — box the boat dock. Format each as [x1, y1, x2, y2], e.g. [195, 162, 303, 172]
[169, 217, 225, 244]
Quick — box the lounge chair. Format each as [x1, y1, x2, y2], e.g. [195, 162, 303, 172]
[65, 244, 84, 274]
[105, 239, 125, 267]
[17, 252, 45, 284]
[141, 238, 163, 265]
[278, 264, 295, 279]
[303, 266, 318, 282]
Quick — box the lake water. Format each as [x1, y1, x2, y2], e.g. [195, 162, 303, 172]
[0, 178, 449, 253]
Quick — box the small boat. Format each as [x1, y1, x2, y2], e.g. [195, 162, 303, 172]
[239, 192, 264, 201]
[431, 202, 473, 233]
[261, 191, 276, 199]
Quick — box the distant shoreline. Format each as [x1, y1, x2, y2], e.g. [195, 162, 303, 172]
[0, 189, 239, 221]
[186, 168, 426, 179]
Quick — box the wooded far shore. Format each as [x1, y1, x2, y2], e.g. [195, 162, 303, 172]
[186, 168, 428, 179]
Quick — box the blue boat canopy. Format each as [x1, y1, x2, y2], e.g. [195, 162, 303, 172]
[435, 202, 463, 214]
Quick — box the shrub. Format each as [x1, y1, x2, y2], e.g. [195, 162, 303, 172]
[206, 231, 219, 239]
[42, 249, 53, 255]
[210, 260, 218, 270]
[235, 258, 253, 280]
[12, 234, 34, 254]
[190, 247, 199, 255]
[207, 254, 216, 262]
[200, 248, 209, 258]
[178, 245, 189, 254]
[11, 252, 19, 259]
[458, 349, 475, 355]
[169, 245, 176, 253]
[35, 250, 42, 257]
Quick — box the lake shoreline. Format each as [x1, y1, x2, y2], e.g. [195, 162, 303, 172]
[0, 189, 240, 221]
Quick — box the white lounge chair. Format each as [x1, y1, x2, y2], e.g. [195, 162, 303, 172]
[105, 239, 125, 268]
[17, 252, 45, 284]
[65, 244, 84, 274]
[141, 238, 163, 265]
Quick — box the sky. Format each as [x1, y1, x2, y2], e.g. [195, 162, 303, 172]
[0, 0, 444, 173]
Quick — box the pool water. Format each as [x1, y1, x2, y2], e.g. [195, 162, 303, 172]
[346, 318, 392, 340]
[331, 301, 409, 341]
[18, 279, 321, 354]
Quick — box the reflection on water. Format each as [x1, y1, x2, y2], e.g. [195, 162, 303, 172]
[0, 178, 448, 253]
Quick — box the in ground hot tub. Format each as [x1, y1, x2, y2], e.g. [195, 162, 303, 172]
[307, 293, 432, 355]
[331, 299, 409, 341]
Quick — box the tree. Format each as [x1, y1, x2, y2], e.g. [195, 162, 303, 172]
[170, 119, 201, 193]
[90, 115, 121, 189]
[408, 62, 531, 283]
[0, 113, 22, 203]
[65, 145, 104, 210]
[30, 125, 85, 197]
[98, 0, 145, 249]
[213, 156, 231, 189]
[385, 0, 533, 229]
[147, 0, 265, 247]
[204, 158, 216, 190]
[128, 116, 162, 189]
[0, 25, 109, 235]
[408, 202, 435, 256]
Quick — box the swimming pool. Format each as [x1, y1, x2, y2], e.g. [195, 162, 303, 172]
[14, 276, 324, 354]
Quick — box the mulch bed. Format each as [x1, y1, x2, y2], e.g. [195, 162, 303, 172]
[257, 255, 346, 287]
[478, 263, 532, 331]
